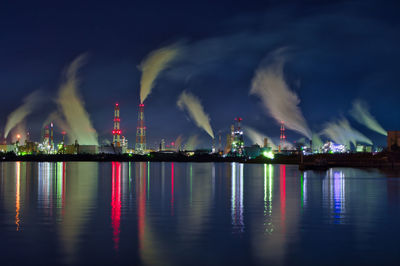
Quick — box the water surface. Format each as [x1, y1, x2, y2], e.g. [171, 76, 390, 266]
[0, 162, 399, 265]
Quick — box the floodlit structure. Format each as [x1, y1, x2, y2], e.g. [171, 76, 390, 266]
[231, 118, 244, 156]
[135, 103, 146, 154]
[160, 139, 165, 151]
[356, 144, 372, 153]
[322, 141, 348, 153]
[112, 103, 121, 147]
[39, 124, 54, 154]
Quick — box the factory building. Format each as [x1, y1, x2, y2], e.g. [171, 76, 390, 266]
[19, 141, 39, 155]
[356, 144, 372, 153]
[78, 145, 98, 154]
[387, 131, 400, 151]
[0, 144, 15, 153]
[159, 139, 165, 151]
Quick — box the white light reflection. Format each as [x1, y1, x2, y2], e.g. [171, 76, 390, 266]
[38, 162, 54, 213]
[231, 163, 244, 233]
[324, 169, 346, 224]
[303, 171, 307, 208]
[264, 164, 274, 234]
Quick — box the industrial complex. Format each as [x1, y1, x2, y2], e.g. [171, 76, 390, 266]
[0, 100, 392, 162]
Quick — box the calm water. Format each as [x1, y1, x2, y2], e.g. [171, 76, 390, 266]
[0, 162, 400, 265]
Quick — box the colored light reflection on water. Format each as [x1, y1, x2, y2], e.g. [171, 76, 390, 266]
[15, 162, 20, 231]
[0, 162, 400, 265]
[111, 162, 121, 250]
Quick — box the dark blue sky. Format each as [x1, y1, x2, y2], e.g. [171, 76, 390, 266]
[1, 0, 399, 148]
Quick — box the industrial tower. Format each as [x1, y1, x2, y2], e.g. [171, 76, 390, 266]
[279, 121, 285, 152]
[135, 103, 146, 153]
[112, 103, 121, 147]
[231, 117, 244, 156]
[43, 126, 50, 146]
[50, 123, 54, 150]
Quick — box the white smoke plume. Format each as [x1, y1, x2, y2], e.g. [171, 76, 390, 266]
[174, 135, 183, 151]
[243, 126, 277, 150]
[139, 44, 180, 103]
[177, 91, 214, 139]
[321, 118, 372, 147]
[10, 121, 27, 144]
[43, 110, 70, 133]
[350, 99, 387, 136]
[281, 141, 295, 150]
[56, 55, 98, 145]
[185, 135, 199, 150]
[250, 52, 312, 139]
[312, 133, 323, 150]
[4, 90, 42, 139]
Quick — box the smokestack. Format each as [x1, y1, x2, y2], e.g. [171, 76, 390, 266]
[279, 121, 285, 152]
[264, 138, 268, 148]
[44, 126, 50, 144]
[50, 123, 54, 149]
[135, 103, 146, 154]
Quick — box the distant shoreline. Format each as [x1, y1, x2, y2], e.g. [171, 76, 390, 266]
[1, 152, 400, 170]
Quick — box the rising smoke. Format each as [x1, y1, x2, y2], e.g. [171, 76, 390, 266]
[243, 126, 277, 150]
[56, 55, 98, 145]
[250, 51, 312, 139]
[4, 90, 42, 139]
[350, 99, 387, 136]
[312, 133, 323, 150]
[174, 135, 183, 151]
[321, 118, 372, 147]
[177, 91, 214, 139]
[10, 122, 27, 144]
[139, 44, 180, 103]
[43, 110, 70, 133]
[185, 135, 199, 150]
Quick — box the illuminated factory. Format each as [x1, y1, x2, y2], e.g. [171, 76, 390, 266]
[0, 102, 384, 158]
[230, 118, 245, 157]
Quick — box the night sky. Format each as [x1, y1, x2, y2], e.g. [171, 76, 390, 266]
[1, 0, 399, 148]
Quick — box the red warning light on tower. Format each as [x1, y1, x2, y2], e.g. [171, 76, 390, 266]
[112, 103, 121, 147]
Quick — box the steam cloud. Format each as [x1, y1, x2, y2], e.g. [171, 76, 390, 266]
[350, 99, 387, 136]
[56, 55, 98, 145]
[250, 52, 312, 139]
[43, 111, 70, 133]
[185, 135, 199, 150]
[312, 133, 323, 150]
[4, 90, 42, 139]
[140, 44, 180, 103]
[243, 126, 277, 150]
[321, 118, 372, 147]
[174, 135, 183, 151]
[11, 122, 27, 144]
[177, 91, 214, 139]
